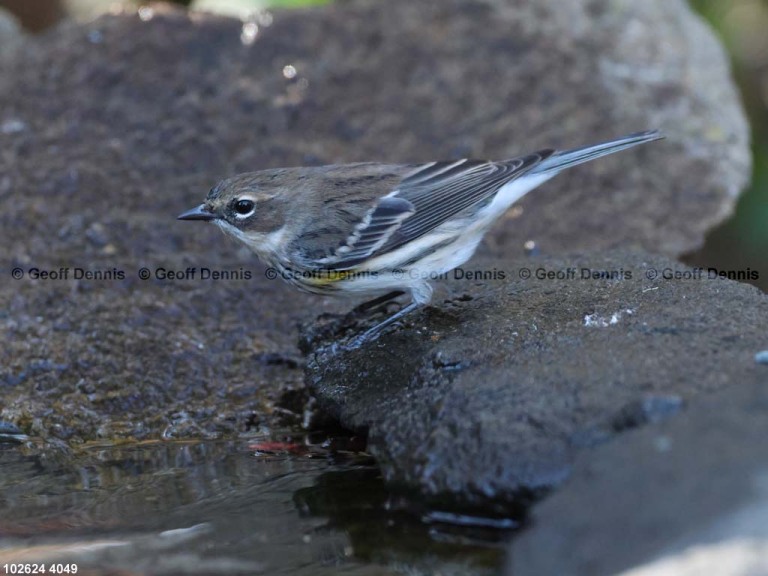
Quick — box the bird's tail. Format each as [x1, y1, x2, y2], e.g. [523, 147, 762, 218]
[530, 130, 663, 175]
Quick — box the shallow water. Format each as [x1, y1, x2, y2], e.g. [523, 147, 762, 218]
[0, 434, 509, 575]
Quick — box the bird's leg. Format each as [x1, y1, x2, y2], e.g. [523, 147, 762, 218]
[345, 282, 432, 349]
[307, 291, 407, 354]
[346, 301, 422, 349]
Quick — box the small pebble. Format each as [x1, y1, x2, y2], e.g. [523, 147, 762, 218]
[755, 350, 768, 365]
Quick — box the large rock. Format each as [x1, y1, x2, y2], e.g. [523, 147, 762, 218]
[305, 251, 768, 506]
[507, 377, 768, 576]
[0, 0, 749, 442]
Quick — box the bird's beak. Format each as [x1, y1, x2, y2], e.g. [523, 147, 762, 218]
[177, 204, 218, 221]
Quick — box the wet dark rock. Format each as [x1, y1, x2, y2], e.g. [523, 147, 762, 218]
[507, 378, 768, 576]
[305, 251, 768, 508]
[0, 0, 750, 446]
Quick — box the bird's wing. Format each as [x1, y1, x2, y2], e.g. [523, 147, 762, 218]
[295, 153, 551, 271]
[317, 194, 417, 266]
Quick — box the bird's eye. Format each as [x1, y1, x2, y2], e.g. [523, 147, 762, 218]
[233, 198, 255, 217]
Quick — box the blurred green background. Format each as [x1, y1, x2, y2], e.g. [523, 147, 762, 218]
[687, 0, 768, 289]
[1, 0, 766, 288]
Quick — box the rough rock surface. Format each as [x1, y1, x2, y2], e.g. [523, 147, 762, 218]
[0, 0, 750, 444]
[305, 251, 768, 506]
[506, 377, 768, 576]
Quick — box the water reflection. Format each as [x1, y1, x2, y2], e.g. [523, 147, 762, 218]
[0, 436, 509, 575]
[295, 468, 507, 572]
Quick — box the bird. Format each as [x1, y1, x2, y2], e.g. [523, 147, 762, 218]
[178, 130, 663, 347]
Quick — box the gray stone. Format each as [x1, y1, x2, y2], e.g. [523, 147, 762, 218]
[506, 377, 768, 576]
[305, 251, 768, 506]
[0, 0, 749, 442]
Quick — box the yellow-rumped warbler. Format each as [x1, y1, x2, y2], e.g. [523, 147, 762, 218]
[179, 130, 662, 346]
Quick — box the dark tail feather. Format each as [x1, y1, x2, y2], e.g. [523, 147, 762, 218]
[530, 130, 664, 175]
